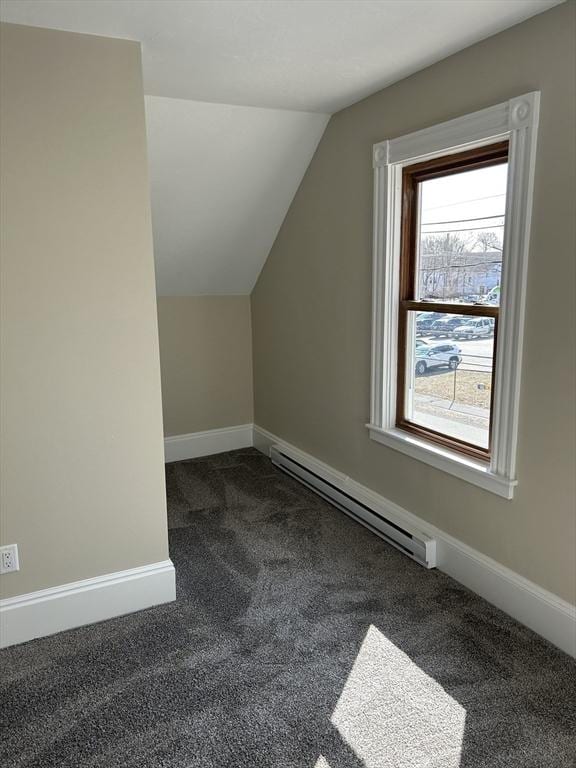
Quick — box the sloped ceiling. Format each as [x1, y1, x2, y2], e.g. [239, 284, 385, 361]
[0, 0, 562, 295]
[0, 0, 561, 113]
[146, 97, 328, 295]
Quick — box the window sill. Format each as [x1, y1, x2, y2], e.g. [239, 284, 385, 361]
[367, 424, 516, 499]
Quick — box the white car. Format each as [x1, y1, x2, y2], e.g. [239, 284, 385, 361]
[453, 317, 494, 339]
[415, 341, 462, 375]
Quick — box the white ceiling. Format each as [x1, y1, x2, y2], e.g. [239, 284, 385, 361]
[0, 0, 561, 113]
[0, 0, 561, 295]
[145, 96, 328, 295]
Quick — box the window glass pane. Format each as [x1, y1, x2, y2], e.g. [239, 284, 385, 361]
[416, 163, 507, 306]
[406, 311, 495, 449]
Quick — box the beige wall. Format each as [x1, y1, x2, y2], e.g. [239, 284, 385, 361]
[157, 296, 253, 436]
[252, 3, 576, 603]
[0, 23, 169, 599]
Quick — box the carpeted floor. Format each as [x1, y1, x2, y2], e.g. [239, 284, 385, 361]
[1, 448, 575, 768]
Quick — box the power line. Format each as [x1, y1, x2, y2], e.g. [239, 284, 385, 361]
[421, 214, 505, 226]
[418, 261, 502, 271]
[421, 224, 505, 234]
[424, 193, 505, 211]
[418, 251, 502, 260]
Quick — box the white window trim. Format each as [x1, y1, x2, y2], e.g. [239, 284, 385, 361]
[368, 93, 540, 499]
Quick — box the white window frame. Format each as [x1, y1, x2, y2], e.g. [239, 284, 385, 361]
[368, 93, 540, 499]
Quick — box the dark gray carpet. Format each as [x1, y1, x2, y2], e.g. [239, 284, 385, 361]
[1, 448, 575, 768]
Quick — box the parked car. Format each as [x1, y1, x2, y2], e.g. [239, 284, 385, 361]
[427, 316, 465, 337]
[481, 285, 500, 305]
[415, 342, 462, 375]
[453, 317, 494, 339]
[416, 312, 445, 335]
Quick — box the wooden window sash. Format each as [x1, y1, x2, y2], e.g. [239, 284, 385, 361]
[396, 142, 508, 460]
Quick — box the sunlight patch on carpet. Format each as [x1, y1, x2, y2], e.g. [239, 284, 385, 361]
[330, 625, 465, 768]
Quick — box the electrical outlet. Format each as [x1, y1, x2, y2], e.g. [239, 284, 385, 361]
[0, 544, 19, 574]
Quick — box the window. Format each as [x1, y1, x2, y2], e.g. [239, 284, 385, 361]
[397, 142, 507, 459]
[368, 94, 540, 498]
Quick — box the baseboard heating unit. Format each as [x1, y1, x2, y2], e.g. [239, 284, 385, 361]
[270, 446, 436, 569]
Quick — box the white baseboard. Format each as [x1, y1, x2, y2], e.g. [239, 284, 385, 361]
[0, 559, 176, 649]
[10, 425, 571, 655]
[254, 425, 576, 657]
[164, 424, 253, 463]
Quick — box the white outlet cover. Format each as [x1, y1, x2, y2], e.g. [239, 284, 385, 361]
[0, 544, 19, 574]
